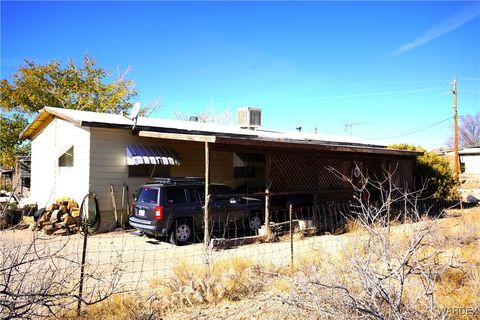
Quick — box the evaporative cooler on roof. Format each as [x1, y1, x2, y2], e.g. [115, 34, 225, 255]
[237, 107, 262, 129]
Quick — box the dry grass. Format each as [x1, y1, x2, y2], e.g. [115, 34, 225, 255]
[61, 295, 157, 320]
[71, 207, 480, 320]
[344, 218, 366, 234]
[461, 180, 480, 189]
[152, 256, 265, 310]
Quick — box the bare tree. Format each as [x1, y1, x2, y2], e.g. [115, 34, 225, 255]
[0, 234, 121, 319]
[447, 111, 480, 148]
[140, 98, 163, 118]
[174, 101, 232, 125]
[458, 112, 480, 148]
[277, 166, 456, 319]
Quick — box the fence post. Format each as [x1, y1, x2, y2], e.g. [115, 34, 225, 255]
[77, 219, 88, 316]
[290, 204, 293, 270]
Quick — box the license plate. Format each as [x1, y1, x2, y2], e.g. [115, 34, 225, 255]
[138, 209, 145, 217]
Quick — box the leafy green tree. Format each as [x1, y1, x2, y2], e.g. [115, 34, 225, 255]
[0, 55, 138, 166]
[388, 144, 459, 200]
[1, 55, 137, 114]
[0, 113, 30, 168]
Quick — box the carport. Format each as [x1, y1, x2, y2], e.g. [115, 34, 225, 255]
[138, 130, 418, 245]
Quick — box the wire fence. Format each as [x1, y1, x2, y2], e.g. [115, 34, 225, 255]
[0, 197, 475, 318]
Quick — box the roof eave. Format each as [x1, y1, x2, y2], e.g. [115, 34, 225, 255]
[20, 109, 50, 139]
[20, 107, 83, 139]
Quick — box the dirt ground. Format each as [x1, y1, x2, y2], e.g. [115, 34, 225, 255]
[0, 223, 347, 295]
[2, 205, 479, 319]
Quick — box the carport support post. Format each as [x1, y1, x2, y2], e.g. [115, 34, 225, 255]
[204, 141, 210, 247]
[264, 154, 271, 237]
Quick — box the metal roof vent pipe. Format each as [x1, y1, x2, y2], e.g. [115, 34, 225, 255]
[189, 116, 199, 122]
[237, 107, 262, 130]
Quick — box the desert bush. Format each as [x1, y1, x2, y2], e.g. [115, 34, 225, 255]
[276, 168, 468, 319]
[389, 144, 459, 200]
[64, 295, 158, 320]
[151, 256, 265, 310]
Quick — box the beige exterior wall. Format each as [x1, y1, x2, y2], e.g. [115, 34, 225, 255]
[30, 118, 90, 207]
[88, 127, 235, 231]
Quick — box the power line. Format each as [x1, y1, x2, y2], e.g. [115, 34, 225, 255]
[216, 84, 448, 106]
[370, 117, 452, 140]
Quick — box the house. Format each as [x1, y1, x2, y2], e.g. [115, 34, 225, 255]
[459, 146, 480, 175]
[20, 107, 419, 232]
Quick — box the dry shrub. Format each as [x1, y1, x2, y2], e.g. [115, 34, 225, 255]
[435, 266, 480, 310]
[271, 278, 293, 294]
[60, 294, 158, 320]
[154, 256, 264, 309]
[344, 218, 366, 234]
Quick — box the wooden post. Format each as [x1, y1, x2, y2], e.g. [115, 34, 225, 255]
[313, 154, 319, 225]
[204, 141, 210, 247]
[264, 153, 272, 235]
[453, 79, 460, 181]
[289, 204, 294, 270]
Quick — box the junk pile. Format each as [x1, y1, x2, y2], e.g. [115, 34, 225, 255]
[29, 196, 81, 236]
[1, 190, 36, 229]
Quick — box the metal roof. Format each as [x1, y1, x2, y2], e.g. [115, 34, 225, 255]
[459, 146, 480, 155]
[20, 107, 420, 157]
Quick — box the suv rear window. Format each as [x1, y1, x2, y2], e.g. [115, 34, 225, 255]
[137, 187, 159, 204]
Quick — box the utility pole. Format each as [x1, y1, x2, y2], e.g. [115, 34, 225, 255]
[453, 79, 460, 181]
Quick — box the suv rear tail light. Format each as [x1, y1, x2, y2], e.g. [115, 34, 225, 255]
[155, 206, 164, 220]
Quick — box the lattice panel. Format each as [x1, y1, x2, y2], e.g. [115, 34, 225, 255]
[317, 158, 351, 189]
[270, 153, 316, 192]
[317, 190, 354, 204]
[269, 152, 415, 204]
[366, 158, 388, 181]
[390, 159, 415, 189]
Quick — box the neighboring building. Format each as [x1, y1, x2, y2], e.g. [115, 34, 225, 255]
[459, 146, 480, 175]
[20, 107, 419, 232]
[1, 157, 30, 196]
[0, 168, 13, 191]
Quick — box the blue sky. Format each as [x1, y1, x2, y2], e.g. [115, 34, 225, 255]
[1, 1, 479, 149]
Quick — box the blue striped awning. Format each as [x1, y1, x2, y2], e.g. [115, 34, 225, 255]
[126, 145, 181, 166]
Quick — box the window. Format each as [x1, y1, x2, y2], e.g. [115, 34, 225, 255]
[189, 188, 205, 202]
[58, 146, 74, 167]
[128, 165, 170, 177]
[166, 188, 187, 204]
[137, 187, 159, 204]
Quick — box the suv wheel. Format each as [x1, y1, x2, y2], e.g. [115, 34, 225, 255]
[169, 220, 193, 245]
[248, 213, 263, 233]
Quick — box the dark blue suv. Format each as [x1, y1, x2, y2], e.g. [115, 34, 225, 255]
[129, 178, 264, 245]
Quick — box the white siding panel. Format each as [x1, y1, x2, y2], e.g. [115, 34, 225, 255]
[463, 155, 480, 174]
[89, 128, 166, 213]
[30, 119, 90, 207]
